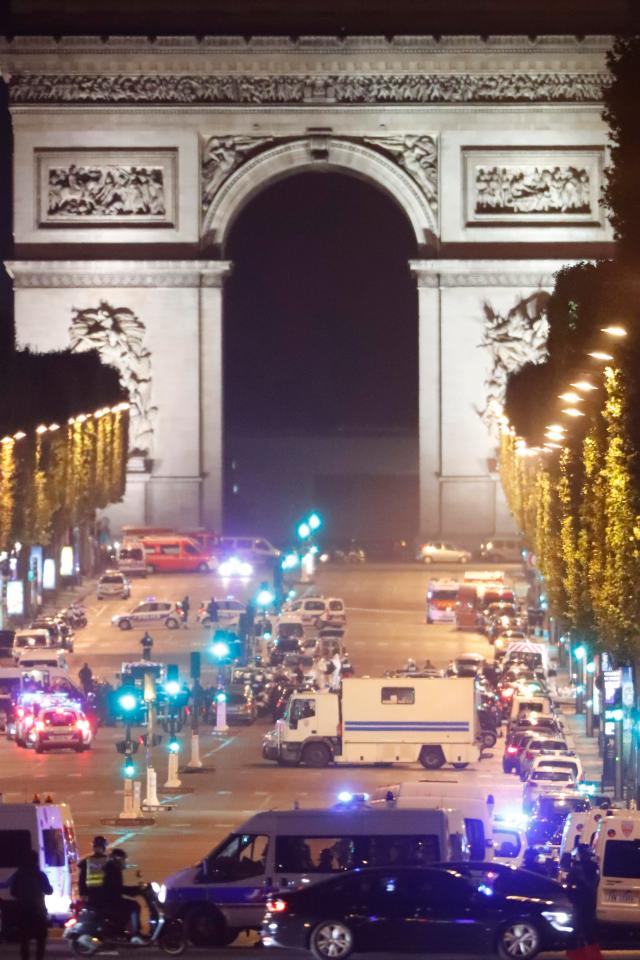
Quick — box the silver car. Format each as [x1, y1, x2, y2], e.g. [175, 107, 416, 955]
[97, 570, 131, 600]
[418, 541, 472, 564]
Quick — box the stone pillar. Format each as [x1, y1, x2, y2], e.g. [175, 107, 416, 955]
[411, 261, 442, 539]
[199, 263, 232, 532]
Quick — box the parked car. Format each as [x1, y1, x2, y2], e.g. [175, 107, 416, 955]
[16, 649, 67, 672]
[418, 542, 471, 564]
[519, 737, 571, 781]
[217, 684, 256, 725]
[32, 703, 92, 753]
[261, 864, 575, 959]
[523, 768, 578, 813]
[12, 629, 53, 661]
[480, 538, 524, 563]
[111, 599, 182, 631]
[30, 618, 74, 653]
[97, 570, 131, 600]
[196, 597, 246, 627]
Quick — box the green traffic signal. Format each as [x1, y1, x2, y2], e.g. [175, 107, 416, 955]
[119, 690, 138, 712]
[168, 738, 180, 754]
[123, 756, 136, 777]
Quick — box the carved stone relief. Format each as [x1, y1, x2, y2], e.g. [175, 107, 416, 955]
[364, 136, 437, 211]
[37, 149, 177, 226]
[10, 71, 607, 106]
[477, 291, 550, 437]
[69, 301, 157, 455]
[464, 148, 604, 225]
[201, 134, 438, 221]
[201, 136, 273, 216]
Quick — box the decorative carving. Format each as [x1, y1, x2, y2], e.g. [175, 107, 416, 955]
[365, 136, 437, 211]
[477, 291, 550, 436]
[9, 72, 607, 106]
[475, 164, 591, 216]
[201, 136, 272, 216]
[69, 301, 157, 455]
[47, 163, 166, 219]
[464, 148, 604, 226]
[36, 149, 177, 227]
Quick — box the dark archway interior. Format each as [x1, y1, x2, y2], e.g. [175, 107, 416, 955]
[223, 170, 419, 546]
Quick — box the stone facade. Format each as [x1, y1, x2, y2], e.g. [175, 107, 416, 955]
[0, 35, 614, 541]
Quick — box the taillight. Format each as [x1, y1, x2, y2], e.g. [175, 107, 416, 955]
[266, 898, 287, 913]
[507, 746, 518, 754]
[35, 721, 45, 732]
[76, 719, 89, 731]
[17, 707, 24, 718]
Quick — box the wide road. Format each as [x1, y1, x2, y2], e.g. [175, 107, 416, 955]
[1, 561, 544, 958]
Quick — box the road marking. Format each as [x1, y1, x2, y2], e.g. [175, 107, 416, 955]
[79, 790, 95, 795]
[217, 790, 232, 795]
[350, 606, 418, 615]
[202, 737, 234, 758]
[253, 791, 269, 796]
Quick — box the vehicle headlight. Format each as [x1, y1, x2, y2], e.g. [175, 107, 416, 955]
[542, 910, 573, 931]
[158, 884, 167, 904]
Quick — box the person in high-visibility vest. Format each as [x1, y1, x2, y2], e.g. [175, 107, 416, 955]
[78, 835, 109, 907]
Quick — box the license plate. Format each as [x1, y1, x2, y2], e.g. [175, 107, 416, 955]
[606, 891, 637, 904]
[48, 734, 70, 740]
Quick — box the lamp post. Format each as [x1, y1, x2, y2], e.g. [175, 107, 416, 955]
[585, 661, 595, 737]
[573, 645, 586, 715]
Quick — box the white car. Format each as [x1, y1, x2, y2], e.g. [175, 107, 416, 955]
[111, 599, 182, 631]
[12, 629, 53, 662]
[17, 649, 67, 671]
[418, 542, 472, 564]
[523, 767, 578, 812]
[493, 822, 527, 868]
[528, 751, 583, 783]
[318, 597, 347, 627]
[31, 703, 92, 753]
[97, 570, 131, 600]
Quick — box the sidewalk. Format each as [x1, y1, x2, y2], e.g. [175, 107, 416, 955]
[551, 660, 606, 790]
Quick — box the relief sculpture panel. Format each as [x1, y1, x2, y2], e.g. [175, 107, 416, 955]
[69, 301, 157, 455]
[37, 149, 177, 226]
[464, 148, 604, 225]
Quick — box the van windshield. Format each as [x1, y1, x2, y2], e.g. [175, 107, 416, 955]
[603, 839, 640, 878]
[120, 548, 143, 561]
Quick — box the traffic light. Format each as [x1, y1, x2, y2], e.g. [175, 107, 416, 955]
[297, 522, 311, 540]
[211, 638, 230, 661]
[123, 755, 136, 778]
[164, 664, 180, 697]
[190, 651, 201, 680]
[256, 586, 274, 608]
[308, 512, 322, 531]
[118, 686, 139, 714]
[168, 736, 181, 754]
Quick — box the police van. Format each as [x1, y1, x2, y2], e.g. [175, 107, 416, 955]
[0, 801, 78, 932]
[160, 806, 466, 947]
[592, 810, 640, 925]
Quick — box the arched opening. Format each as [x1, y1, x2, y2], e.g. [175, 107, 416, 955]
[224, 170, 418, 549]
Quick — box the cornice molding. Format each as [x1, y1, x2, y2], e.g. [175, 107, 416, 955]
[4, 259, 232, 288]
[410, 258, 583, 288]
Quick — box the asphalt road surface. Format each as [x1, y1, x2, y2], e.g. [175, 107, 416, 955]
[1, 561, 556, 959]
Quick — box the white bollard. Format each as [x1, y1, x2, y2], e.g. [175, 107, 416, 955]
[215, 693, 229, 734]
[119, 778, 137, 819]
[132, 780, 142, 817]
[187, 732, 203, 769]
[164, 750, 182, 789]
[144, 767, 160, 808]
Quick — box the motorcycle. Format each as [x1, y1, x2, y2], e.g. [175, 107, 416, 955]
[60, 603, 88, 630]
[64, 882, 185, 956]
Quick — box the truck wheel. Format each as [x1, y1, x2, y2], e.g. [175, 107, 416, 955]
[302, 742, 331, 768]
[186, 906, 229, 947]
[197, 562, 209, 573]
[419, 746, 445, 770]
[481, 731, 497, 748]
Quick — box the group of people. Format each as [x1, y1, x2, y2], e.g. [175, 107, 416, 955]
[78, 835, 144, 943]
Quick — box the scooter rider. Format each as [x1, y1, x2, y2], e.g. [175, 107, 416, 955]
[102, 848, 144, 945]
[78, 836, 109, 908]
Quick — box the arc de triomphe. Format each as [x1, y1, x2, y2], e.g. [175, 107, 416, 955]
[1, 36, 613, 539]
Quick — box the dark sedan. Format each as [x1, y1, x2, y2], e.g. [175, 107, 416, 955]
[261, 864, 574, 959]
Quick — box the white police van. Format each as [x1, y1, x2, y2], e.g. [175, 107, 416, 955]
[0, 801, 78, 932]
[160, 805, 465, 947]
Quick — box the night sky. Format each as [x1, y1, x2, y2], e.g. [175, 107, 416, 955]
[224, 172, 417, 432]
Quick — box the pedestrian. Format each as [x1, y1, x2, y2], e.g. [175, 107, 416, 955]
[180, 595, 190, 626]
[9, 849, 53, 960]
[566, 843, 600, 950]
[79, 662, 93, 696]
[78, 835, 109, 908]
[206, 597, 219, 623]
[140, 632, 153, 660]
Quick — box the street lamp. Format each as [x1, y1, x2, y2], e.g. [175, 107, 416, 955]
[588, 351, 614, 361]
[562, 408, 585, 418]
[585, 661, 596, 737]
[573, 646, 586, 714]
[601, 325, 627, 337]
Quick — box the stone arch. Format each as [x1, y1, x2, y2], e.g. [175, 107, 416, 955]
[202, 137, 437, 250]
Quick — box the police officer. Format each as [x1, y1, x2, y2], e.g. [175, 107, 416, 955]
[78, 835, 109, 907]
[140, 632, 153, 661]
